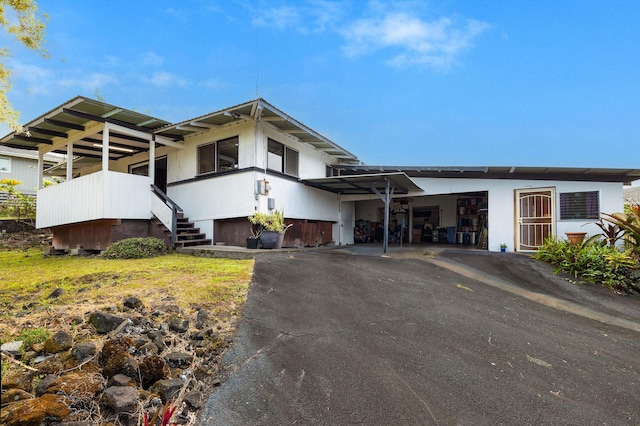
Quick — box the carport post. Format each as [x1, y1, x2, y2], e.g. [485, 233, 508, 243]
[383, 178, 390, 254]
[370, 178, 394, 255]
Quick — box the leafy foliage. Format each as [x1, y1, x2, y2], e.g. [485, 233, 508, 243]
[0, 0, 49, 132]
[0, 178, 36, 219]
[102, 237, 168, 259]
[590, 218, 624, 247]
[533, 237, 639, 293]
[602, 202, 640, 252]
[248, 209, 292, 233]
[15, 327, 50, 352]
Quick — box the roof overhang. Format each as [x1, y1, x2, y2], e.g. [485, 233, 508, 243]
[0, 96, 183, 176]
[302, 172, 422, 195]
[155, 98, 360, 164]
[336, 165, 640, 186]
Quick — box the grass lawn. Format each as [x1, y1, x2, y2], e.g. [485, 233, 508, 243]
[0, 249, 254, 342]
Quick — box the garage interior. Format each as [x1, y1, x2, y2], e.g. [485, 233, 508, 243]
[354, 191, 488, 249]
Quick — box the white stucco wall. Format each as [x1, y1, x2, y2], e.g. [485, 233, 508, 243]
[345, 177, 624, 252]
[145, 119, 343, 242]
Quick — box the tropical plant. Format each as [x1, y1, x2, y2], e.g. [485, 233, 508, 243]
[143, 400, 176, 426]
[601, 202, 640, 252]
[533, 236, 638, 293]
[248, 209, 292, 233]
[585, 218, 623, 247]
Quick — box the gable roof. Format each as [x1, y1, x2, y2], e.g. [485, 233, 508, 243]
[155, 98, 360, 163]
[0, 97, 360, 165]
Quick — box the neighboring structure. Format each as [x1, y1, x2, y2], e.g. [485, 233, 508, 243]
[624, 186, 640, 205]
[1, 96, 638, 252]
[0, 145, 60, 195]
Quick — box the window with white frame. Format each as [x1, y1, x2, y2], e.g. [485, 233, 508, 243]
[197, 136, 239, 175]
[0, 157, 10, 173]
[267, 138, 298, 177]
[559, 191, 599, 220]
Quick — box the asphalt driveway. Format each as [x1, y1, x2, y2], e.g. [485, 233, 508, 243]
[199, 248, 640, 425]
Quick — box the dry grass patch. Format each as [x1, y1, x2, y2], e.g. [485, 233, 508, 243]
[0, 249, 253, 341]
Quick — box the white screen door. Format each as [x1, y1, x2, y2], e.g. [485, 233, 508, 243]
[515, 188, 556, 252]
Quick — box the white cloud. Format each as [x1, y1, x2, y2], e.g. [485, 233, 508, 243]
[250, 1, 344, 33]
[9, 60, 53, 95]
[58, 72, 117, 91]
[252, 5, 300, 29]
[341, 11, 490, 68]
[199, 79, 229, 91]
[147, 71, 187, 88]
[141, 51, 164, 67]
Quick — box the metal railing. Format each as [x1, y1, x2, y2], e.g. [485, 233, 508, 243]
[150, 185, 183, 242]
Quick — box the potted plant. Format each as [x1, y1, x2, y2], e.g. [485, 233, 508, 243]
[500, 243, 507, 252]
[246, 225, 261, 249]
[248, 209, 292, 249]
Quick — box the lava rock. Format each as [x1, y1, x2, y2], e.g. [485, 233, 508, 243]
[0, 393, 70, 426]
[102, 385, 139, 413]
[148, 378, 183, 403]
[123, 296, 144, 310]
[88, 311, 127, 334]
[43, 330, 73, 354]
[169, 317, 189, 333]
[71, 341, 97, 361]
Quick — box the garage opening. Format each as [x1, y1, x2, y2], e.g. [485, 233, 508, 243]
[354, 191, 488, 249]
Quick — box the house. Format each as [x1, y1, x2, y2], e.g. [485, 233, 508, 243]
[624, 186, 640, 205]
[0, 145, 60, 196]
[1, 96, 638, 252]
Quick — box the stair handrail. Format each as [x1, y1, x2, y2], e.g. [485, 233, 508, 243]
[150, 184, 183, 242]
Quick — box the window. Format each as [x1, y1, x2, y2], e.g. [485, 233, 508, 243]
[559, 191, 599, 220]
[0, 157, 10, 173]
[197, 136, 238, 175]
[267, 138, 299, 177]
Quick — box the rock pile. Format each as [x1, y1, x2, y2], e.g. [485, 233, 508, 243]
[1, 296, 230, 425]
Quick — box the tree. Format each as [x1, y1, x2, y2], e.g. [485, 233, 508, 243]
[0, 0, 48, 133]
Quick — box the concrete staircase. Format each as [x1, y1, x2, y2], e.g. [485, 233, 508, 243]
[151, 212, 212, 248]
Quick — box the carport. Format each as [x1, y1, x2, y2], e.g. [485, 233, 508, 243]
[302, 172, 422, 254]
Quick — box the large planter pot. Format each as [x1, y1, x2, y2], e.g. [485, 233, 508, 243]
[565, 232, 587, 245]
[260, 231, 281, 249]
[246, 237, 259, 249]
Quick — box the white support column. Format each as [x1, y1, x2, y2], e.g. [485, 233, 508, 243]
[149, 135, 155, 184]
[66, 143, 73, 181]
[37, 149, 44, 189]
[102, 123, 110, 171]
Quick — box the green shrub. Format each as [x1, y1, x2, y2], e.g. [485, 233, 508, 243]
[533, 237, 638, 293]
[0, 178, 36, 219]
[102, 237, 168, 260]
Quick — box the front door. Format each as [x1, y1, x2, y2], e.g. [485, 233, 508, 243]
[515, 188, 555, 252]
[129, 156, 167, 193]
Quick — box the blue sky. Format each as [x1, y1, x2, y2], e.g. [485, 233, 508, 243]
[3, 0, 639, 170]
